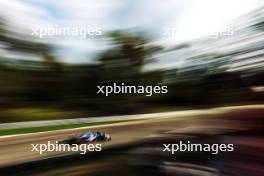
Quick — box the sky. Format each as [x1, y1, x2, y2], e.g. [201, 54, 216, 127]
[0, 0, 262, 63]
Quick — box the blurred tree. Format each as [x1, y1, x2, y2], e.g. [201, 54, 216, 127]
[0, 18, 63, 106]
[96, 31, 164, 113]
[98, 31, 162, 83]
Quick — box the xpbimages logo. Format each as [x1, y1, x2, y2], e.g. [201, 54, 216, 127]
[31, 25, 102, 38]
[97, 83, 168, 96]
[163, 141, 234, 155]
[31, 141, 102, 154]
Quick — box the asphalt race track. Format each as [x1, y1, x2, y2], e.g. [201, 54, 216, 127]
[0, 105, 263, 176]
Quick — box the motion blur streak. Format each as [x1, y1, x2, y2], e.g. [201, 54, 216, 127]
[0, 0, 264, 176]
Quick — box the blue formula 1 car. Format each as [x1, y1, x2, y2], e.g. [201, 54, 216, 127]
[60, 132, 111, 145]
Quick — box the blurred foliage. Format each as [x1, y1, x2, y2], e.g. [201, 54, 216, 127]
[0, 107, 77, 122]
[99, 31, 162, 81]
[0, 18, 263, 122]
[97, 30, 164, 113]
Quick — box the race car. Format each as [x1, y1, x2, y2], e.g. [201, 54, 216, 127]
[59, 132, 111, 145]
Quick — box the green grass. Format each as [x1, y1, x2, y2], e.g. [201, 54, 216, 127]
[0, 120, 131, 136]
[1, 107, 78, 122]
